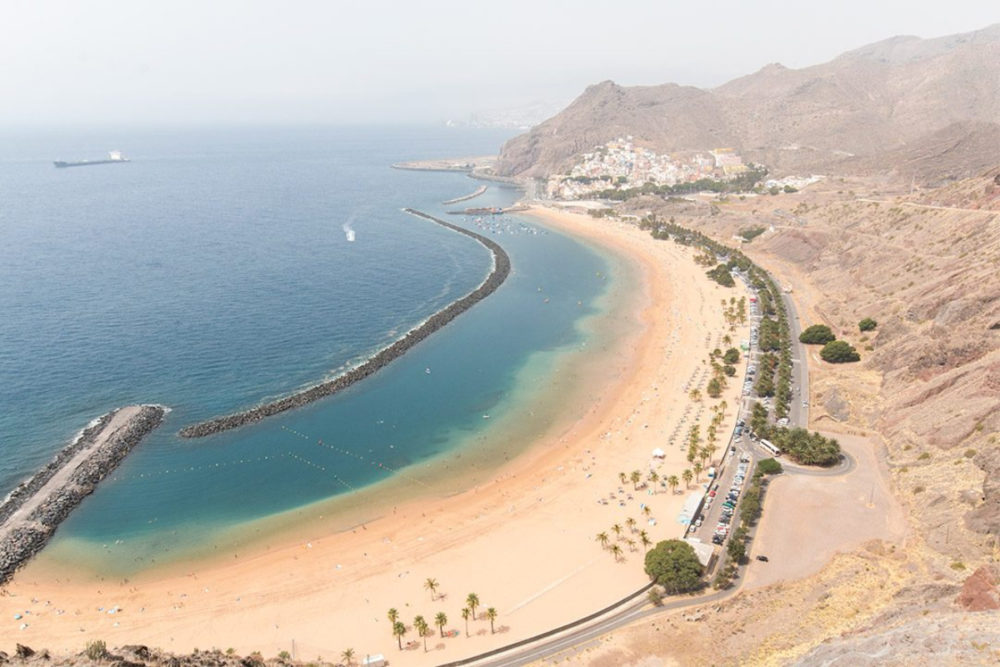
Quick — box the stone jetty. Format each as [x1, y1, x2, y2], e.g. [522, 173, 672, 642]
[442, 184, 488, 205]
[178, 208, 512, 438]
[0, 405, 165, 585]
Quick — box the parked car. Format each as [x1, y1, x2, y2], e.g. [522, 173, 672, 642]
[756, 555, 769, 562]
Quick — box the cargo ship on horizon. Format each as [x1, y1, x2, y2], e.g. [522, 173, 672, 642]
[54, 150, 130, 168]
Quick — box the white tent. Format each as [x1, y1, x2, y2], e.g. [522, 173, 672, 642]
[651, 447, 666, 458]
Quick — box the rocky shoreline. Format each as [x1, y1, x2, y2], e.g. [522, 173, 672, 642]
[0, 405, 165, 585]
[178, 208, 511, 438]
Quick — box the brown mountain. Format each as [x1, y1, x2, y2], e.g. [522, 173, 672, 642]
[497, 24, 1000, 181]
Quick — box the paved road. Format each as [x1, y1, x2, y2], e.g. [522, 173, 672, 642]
[781, 290, 810, 427]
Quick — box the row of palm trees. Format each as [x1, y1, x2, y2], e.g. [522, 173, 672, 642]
[386, 588, 499, 652]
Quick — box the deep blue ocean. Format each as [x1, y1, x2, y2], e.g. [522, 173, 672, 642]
[0, 126, 612, 571]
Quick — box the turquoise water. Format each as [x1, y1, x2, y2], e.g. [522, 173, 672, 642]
[0, 126, 614, 572]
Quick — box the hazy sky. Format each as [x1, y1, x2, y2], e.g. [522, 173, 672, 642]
[1, 0, 996, 125]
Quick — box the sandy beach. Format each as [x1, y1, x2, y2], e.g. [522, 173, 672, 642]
[0, 206, 748, 665]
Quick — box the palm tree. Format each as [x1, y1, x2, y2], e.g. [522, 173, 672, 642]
[625, 517, 637, 533]
[387, 608, 399, 635]
[393, 620, 407, 650]
[435, 611, 448, 638]
[341, 648, 355, 666]
[639, 530, 652, 552]
[630, 469, 642, 489]
[610, 544, 623, 561]
[414, 615, 429, 652]
[626, 538, 636, 552]
[618, 471, 627, 485]
[668, 475, 679, 495]
[642, 505, 652, 518]
[682, 469, 693, 488]
[693, 461, 703, 482]
[596, 531, 609, 548]
[486, 607, 498, 634]
[466, 593, 480, 621]
[424, 577, 439, 601]
[461, 607, 471, 637]
[647, 471, 659, 492]
[611, 523, 623, 539]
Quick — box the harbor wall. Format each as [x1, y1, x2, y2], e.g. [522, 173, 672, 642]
[0, 405, 165, 585]
[179, 209, 511, 438]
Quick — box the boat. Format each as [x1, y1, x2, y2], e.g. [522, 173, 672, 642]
[54, 150, 130, 168]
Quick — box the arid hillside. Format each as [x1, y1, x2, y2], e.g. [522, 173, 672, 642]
[497, 24, 1000, 182]
[580, 168, 1000, 663]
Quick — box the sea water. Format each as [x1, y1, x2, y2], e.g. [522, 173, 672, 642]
[0, 126, 615, 573]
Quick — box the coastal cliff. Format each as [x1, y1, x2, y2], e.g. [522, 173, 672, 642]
[179, 210, 511, 438]
[0, 405, 165, 585]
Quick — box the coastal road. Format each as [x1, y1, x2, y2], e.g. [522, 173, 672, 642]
[781, 290, 810, 428]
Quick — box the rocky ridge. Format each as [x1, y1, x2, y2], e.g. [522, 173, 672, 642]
[497, 24, 1000, 183]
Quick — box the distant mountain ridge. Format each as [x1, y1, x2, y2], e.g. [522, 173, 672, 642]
[498, 24, 1000, 182]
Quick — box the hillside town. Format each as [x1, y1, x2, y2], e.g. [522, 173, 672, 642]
[546, 137, 753, 199]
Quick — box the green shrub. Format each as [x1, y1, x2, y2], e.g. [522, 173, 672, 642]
[859, 317, 877, 332]
[799, 324, 836, 345]
[85, 640, 107, 661]
[757, 458, 783, 475]
[820, 340, 861, 363]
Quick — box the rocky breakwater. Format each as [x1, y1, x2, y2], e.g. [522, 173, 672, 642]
[179, 208, 511, 438]
[0, 405, 165, 585]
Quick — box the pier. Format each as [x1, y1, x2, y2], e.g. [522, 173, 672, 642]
[0, 405, 165, 584]
[179, 209, 511, 438]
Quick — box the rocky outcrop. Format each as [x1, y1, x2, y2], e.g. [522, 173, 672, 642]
[956, 565, 1000, 611]
[0, 405, 165, 585]
[179, 210, 511, 438]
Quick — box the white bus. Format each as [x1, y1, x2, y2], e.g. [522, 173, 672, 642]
[759, 439, 781, 457]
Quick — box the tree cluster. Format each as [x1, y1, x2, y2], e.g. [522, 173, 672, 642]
[644, 539, 704, 594]
[799, 324, 836, 345]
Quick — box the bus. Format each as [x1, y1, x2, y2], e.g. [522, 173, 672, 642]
[759, 439, 781, 457]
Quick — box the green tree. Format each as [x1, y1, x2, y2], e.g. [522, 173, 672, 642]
[610, 543, 624, 561]
[644, 540, 704, 594]
[799, 324, 836, 345]
[486, 607, 498, 634]
[424, 577, 439, 601]
[820, 340, 860, 363]
[596, 531, 610, 548]
[757, 458, 783, 475]
[668, 475, 679, 494]
[682, 469, 693, 488]
[393, 621, 407, 650]
[640, 530, 653, 552]
[706, 377, 722, 398]
[414, 615, 428, 651]
[630, 469, 642, 489]
[723, 348, 740, 364]
[461, 607, 471, 637]
[693, 461, 703, 482]
[626, 517, 637, 533]
[435, 611, 448, 638]
[859, 317, 877, 332]
[466, 593, 480, 621]
[727, 538, 746, 564]
[387, 608, 399, 634]
[341, 648, 355, 666]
